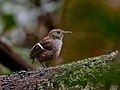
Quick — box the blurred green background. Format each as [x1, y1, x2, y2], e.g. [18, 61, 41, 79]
[0, 0, 120, 74]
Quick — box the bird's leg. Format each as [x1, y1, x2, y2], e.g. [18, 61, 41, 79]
[32, 58, 35, 64]
[40, 62, 47, 68]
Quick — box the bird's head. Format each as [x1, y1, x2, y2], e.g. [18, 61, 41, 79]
[48, 29, 72, 40]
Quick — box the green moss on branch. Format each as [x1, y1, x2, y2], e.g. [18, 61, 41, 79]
[49, 51, 120, 89]
[0, 51, 120, 90]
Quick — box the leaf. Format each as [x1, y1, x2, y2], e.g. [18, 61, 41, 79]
[1, 14, 16, 32]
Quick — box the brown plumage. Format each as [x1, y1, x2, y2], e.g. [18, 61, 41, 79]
[30, 29, 72, 67]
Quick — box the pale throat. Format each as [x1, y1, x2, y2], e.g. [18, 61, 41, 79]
[53, 39, 63, 56]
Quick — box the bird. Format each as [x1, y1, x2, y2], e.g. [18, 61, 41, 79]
[30, 29, 72, 67]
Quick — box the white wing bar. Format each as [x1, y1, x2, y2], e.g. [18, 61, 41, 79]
[31, 43, 44, 51]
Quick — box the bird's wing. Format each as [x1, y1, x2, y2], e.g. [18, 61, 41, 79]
[30, 36, 54, 59]
[40, 36, 54, 50]
[30, 43, 44, 58]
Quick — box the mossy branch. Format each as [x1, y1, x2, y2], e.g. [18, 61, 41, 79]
[0, 51, 120, 90]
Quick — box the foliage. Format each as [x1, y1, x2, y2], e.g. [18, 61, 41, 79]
[60, 0, 120, 62]
[1, 14, 16, 32]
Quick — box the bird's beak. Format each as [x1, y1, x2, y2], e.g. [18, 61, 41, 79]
[64, 31, 72, 34]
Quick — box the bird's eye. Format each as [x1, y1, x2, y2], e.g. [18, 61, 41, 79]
[57, 31, 60, 34]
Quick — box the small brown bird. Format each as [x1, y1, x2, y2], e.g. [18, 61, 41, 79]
[30, 29, 72, 67]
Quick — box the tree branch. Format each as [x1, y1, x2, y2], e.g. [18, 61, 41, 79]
[0, 40, 34, 71]
[0, 50, 119, 90]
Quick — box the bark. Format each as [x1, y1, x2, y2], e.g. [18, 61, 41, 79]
[0, 50, 120, 90]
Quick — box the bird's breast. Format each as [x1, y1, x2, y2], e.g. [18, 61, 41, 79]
[53, 39, 63, 57]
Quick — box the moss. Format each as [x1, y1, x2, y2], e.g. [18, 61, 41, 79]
[36, 51, 119, 89]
